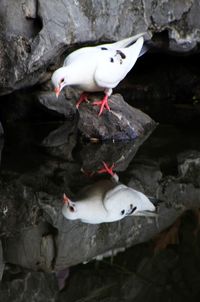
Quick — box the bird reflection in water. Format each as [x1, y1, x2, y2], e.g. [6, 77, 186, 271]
[62, 166, 156, 224]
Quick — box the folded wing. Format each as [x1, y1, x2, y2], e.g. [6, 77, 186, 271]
[94, 37, 144, 89]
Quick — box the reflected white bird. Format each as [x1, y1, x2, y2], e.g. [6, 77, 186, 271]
[62, 179, 156, 224]
[51, 33, 147, 116]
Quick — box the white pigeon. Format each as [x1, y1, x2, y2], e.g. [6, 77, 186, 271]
[51, 33, 146, 116]
[62, 179, 156, 224]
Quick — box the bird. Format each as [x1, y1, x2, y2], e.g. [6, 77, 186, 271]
[51, 33, 147, 116]
[62, 178, 156, 224]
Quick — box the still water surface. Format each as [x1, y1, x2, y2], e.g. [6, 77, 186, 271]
[0, 122, 200, 301]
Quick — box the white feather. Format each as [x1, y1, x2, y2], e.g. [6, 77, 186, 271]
[51, 33, 145, 94]
[62, 179, 156, 224]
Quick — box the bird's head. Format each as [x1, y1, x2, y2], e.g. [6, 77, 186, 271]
[51, 67, 68, 98]
[62, 193, 78, 220]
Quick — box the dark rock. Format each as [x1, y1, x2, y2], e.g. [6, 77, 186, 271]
[4, 223, 55, 271]
[0, 0, 200, 94]
[0, 240, 4, 281]
[54, 209, 200, 301]
[1, 125, 200, 273]
[53, 205, 182, 270]
[0, 123, 4, 136]
[41, 120, 78, 161]
[37, 90, 76, 119]
[177, 150, 200, 187]
[0, 90, 76, 123]
[0, 136, 4, 167]
[77, 94, 157, 141]
[0, 87, 155, 145]
[0, 270, 58, 302]
[80, 141, 149, 174]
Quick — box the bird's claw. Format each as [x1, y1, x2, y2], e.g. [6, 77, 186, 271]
[97, 161, 115, 177]
[92, 96, 110, 116]
[76, 93, 89, 109]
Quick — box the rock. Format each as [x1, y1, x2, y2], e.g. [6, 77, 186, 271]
[1, 124, 200, 272]
[0, 136, 4, 167]
[53, 205, 182, 270]
[177, 150, 200, 187]
[0, 90, 76, 123]
[0, 240, 4, 281]
[4, 222, 56, 272]
[0, 0, 200, 94]
[9, 90, 156, 142]
[55, 209, 200, 301]
[77, 94, 157, 141]
[0, 270, 58, 301]
[37, 90, 76, 119]
[41, 120, 78, 161]
[80, 140, 149, 174]
[0, 123, 4, 136]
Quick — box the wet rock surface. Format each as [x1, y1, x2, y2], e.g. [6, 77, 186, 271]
[0, 0, 200, 94]
[77, 94, 157, 141]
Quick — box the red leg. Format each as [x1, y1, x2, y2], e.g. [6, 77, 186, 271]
[92, 94, 110, 116]
[97, 161, 115, 177]
[76, 93, 88, 109]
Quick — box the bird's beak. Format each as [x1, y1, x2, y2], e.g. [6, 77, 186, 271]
[54, 87, 60, 98]
[63, 193, 70, 205]
[63, 193, 77, 212]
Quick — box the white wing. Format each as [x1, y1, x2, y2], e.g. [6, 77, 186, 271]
[63, 33, 146, 67]
[104, 184, 155, 213]
[103, 185, 136, 212]
[94, 37, 144, 89]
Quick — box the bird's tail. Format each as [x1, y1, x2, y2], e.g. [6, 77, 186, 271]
[139, 39, 156, 57]
[101, 32, 146, 50]
[148, 196, 164, 207]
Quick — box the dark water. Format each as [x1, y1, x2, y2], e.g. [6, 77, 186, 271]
[0, 122, 200, 301]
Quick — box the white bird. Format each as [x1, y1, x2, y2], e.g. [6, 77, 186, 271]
[62, 179, 156, 224]
[51, 33, 147, 116]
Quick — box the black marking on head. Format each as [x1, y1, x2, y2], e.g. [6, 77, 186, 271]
[60, 78, 65, 83]
[121, 209, 125, 215]
[116, 50, 126, 59]
[101, 47, 108, 50]
[110, 57, 114, 63]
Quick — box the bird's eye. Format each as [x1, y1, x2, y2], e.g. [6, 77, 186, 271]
[60, 78, 65, 83]
[69, 205, 75, 212]
[121, 209, 125, 215]
[130, 204, 133, 209]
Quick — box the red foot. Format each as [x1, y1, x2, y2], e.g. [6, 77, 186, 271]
[76, 93, 88, 109]
[97, 161, 115, 177]
[92, 94, 110, 116]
